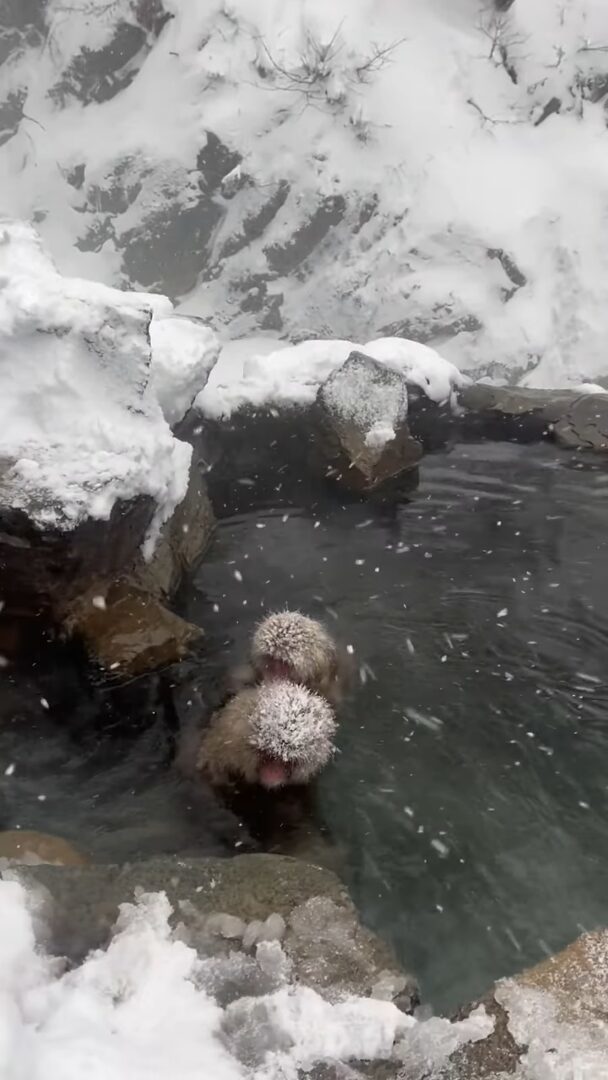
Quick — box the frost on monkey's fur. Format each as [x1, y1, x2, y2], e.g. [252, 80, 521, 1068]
[252, 611, 338, 683]
[250, 680, 337, 775]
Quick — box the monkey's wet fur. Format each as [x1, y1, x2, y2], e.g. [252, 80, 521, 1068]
[197, 679, 337, 789]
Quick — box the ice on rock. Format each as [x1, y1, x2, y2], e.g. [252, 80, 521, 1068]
[370, 970, 410, 1002]
[195, 950, 287, 1008]
[258, 914, 287, 944]
[0, 222, 217, 548]
[243, 914, 286, 952]
[0, 879, 501, 1080]
[242, 920, 265, 952]
[255, 940, 292, 982]
[206, 913, 246, 940]
[393, 1006, 494, 1076]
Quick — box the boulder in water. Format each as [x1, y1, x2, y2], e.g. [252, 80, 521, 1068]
[61, 581, 202, 679]
[315, 350, 422, 493]
[0, 222, 217, 673]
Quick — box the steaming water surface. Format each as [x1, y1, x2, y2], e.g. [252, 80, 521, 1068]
[2, 441, 608, 1011]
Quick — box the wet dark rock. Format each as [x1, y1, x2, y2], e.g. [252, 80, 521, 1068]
[458, 384, 608, 451]
[85, 156, 147, 215]
[264, 194, 346, 275]
[133, 458, 216, 599]
[553, 394, 608, 451]
[120, 192, 224, 296]
[76, 215, 115, 253]
[62, 580, 202, 679]
[48, 3, 172, 107]
[585, 72, 608, 105]
[0, 0, 44, 70]
[0, 493, 155, 619]
[315, 351, 422, 494]
[217, 180, 290, 261]
[131, 0, 172, 37]
[378, 310, 481, 345]
[56, 441, 215, 677]
[439, 996, 524, 1078]
[197, 130, 241, 192]
[49, 23, 147, 107]
[259, 290, 284, 331]
[0, 87, 26, 146]
[354, 194, 379, 232]
[534, 96, 562, 127]
[487, 247, 527, 289]
[65, 163, 86, 190]
[8, 853, 418, 1009]
[0, 0, 46, 33]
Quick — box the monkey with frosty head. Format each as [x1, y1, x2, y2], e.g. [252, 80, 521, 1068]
[229, 609, 350, 707]
[178, 677, 340, 862]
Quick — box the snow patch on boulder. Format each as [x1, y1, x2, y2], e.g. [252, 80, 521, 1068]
[0, 222, 218, 550]
[197, 336, 465, 419]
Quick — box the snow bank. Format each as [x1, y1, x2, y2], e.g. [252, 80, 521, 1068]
[0, 879, 493, 1080]
[197, 336, 465, 418]
[0, 222, 218, 546]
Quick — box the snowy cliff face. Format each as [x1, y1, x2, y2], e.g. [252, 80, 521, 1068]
[1, 0, 607, 388]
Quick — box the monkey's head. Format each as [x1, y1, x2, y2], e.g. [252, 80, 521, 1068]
[251, 611, 338, 689]
[248, 680, 337, 788]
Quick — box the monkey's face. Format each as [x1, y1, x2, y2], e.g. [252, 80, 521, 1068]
[251, 611, 338, 689]
[248, 680, 337, 789]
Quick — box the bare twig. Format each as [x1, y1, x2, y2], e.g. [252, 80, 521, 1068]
[467, 96, 524, 126]
[354, 36, 407, 79]
[253, 24, 405, 110]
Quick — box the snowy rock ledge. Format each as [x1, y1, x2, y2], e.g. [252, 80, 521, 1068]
[0, 222, 219, 673]
[197, 336, 465, 420]
[445, 929, 608, 1080]
[0, 220, 218, 539]
[197, 337, 466, 496]
[3, 853, 497, 1080]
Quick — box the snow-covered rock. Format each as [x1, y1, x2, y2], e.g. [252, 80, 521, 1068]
[1, 854, 493, 1079]
[150, 315, 220, 426]
[0, 221, 218, 545]
[197, 335, 464, 418]
[316, 350, 423, 493]
[447, 929, 608, 1080]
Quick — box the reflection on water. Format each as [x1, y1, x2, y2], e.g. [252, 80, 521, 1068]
[2, 441, 608, 1011]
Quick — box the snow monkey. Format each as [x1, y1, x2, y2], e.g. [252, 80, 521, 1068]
[191, 678, 339, 862]
[233, 610, 348, 708]
[196, 679, 337, 790]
